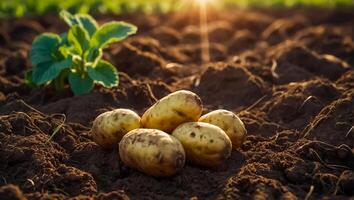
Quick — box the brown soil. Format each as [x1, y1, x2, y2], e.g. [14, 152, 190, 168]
[0, 8, 354, 200]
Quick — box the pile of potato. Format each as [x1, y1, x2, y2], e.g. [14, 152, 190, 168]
[91, 90, 247, 177]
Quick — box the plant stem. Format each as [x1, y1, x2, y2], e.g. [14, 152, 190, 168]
[54, 70, 69, 91]
[79, 52, 86, 76]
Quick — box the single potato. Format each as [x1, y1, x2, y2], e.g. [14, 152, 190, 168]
[172, 122, 232, 167]
[119, 128, 186, 177]
[199, 109, 247, 149]
[91, 109, 141, 149]
[141, 90, 203, 133]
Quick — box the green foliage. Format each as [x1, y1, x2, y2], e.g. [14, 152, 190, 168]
[0, 0, 353, 18]
[32, 58, 72, 84]
[224, 0, 354, 8]
[87, 60, 119, 87]
[30, 33, 61, 65]
[27, 10, 137, 95]
[91, 22, 137, 48]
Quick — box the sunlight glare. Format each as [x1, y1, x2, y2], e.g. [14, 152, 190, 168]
[198, 0, 211, 64]
[196, 0, 210, 5]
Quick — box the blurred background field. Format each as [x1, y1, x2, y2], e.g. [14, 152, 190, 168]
[0, 0, 353, 18]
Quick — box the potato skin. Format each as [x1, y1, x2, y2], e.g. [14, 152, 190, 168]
[91, 109, 141, 149]
[172, 122, 232, 167]
[141, 90, 203, 133]
[119, 129, 186, 177]
[199, 109, 247, 149]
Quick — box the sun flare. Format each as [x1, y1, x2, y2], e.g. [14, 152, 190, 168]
[196, 0, 210, 5]
[195, 0, 216, 6]
[197, 0, 211, 64]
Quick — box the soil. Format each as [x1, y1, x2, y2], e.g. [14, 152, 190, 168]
[1, 8, 354, 200]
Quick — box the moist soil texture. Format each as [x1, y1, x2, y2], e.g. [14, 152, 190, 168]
[0, 8, 354, 200]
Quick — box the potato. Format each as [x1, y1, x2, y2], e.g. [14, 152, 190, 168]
[119, 128, 185, 177]
[91, 109, 141, 149]
[199, 109, 247, 149]
[141, 90, 203, 133]
[172, 122, 232, 167]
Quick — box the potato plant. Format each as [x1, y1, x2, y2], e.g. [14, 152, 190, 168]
[27, 10, 137, 95]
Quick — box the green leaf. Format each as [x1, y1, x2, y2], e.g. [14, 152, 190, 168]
[87, 60, 118, 87]
[30, 33, 61, 66]
[68, 72, 94, 95]
[32, 57, 73, 85]
[60, 10, 76, 26]
[60, 32, 68, 44]
[58, 45, 71, 57]
[76, 14, 98, 36]
[86, 48, 102, 63]
[90, 21, 137, 48]
[68, 25, 90, 54]
[60, 10, 98, 37]
[57, 33, 72, 57]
